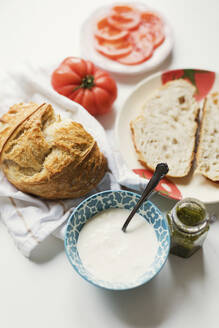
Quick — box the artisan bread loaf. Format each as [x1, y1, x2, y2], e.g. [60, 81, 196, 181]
[130, 79, 200, 177]
[196, 93, 219, 181]
[0, 102, 40, 153]
[0, 103, 107, 199]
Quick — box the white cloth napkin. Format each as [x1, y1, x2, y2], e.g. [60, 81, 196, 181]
[0, 63, 146, 257]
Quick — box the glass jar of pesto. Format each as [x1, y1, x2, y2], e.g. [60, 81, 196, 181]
[167, 198, 209, 258]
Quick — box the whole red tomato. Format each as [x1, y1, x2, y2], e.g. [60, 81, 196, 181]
[51, 57, 117, 116]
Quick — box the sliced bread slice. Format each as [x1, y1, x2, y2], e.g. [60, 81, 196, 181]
[196, 92, 219, 181]
[130, 79, 200, 177]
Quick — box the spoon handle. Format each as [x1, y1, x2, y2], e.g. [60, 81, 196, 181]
[122, 163, 169, 232]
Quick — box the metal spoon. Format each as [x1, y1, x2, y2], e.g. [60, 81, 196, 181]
[122, 163, 169, 232]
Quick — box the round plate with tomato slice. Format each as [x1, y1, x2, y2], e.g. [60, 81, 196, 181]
[80, 2, 173, 75]
[94, 17, 129, 42]
[115, 68, 219, 204]
[107, 5, 141, 31]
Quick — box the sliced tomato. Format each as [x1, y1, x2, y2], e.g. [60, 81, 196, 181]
[112, 5, 137, 16]
[141, 12, 163, 27]
[95, 17, 128, 42]
[151, 28, 165, 48]
[117, 27, 154, 65]
[131, 24, 153, 45]
[141, 12, 165, 48]
[117, 48, 151, 65]
[108, 5, 140, 30]
[95, 38, 132, 59]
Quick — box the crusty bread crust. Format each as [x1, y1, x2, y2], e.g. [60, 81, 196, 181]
[130, 121, 155, 172]
[0, 103, 107, 199]
[195, 97, 207, 174]
[0, 103, 44, 156]
[196, 93, 219, 181]
[130, 79, 200, 178]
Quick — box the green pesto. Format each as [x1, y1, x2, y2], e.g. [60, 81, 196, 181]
[176, 204, 205, 226]
[167, 213, 209, 258]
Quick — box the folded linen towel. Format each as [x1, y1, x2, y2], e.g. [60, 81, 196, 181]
[0, 63, 145, 257]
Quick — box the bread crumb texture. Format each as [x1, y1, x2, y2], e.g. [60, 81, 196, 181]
[131, 79, 199, 177]
[0, 103, 107, 199]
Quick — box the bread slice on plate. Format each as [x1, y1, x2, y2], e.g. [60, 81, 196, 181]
[130, 79, 200, 177]
[196, 93, 219, 181]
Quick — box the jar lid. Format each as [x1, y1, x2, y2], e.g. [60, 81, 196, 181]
[172, 197, 208, 234]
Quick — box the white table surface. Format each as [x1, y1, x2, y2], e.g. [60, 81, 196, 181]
[0, 0, 219, 327]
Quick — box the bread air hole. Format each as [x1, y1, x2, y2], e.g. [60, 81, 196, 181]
[41, 110, 55, 131]
[178, 96, 185, 104]
[216, 154, 219, 159]
[4, 143, 15, 154]
[213, 98, 218, 105]
[172, 138, 178, 144]
[205, 166, 210, 172]
[12, 127, 26, 142]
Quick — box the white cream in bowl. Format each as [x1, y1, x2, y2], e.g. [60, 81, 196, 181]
[77, 208, 158, 284]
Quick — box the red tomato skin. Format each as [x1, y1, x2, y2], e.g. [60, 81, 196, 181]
[51, 57, 117, 116]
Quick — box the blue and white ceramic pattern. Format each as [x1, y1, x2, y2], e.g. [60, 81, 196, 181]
[65, 190, 170, 290]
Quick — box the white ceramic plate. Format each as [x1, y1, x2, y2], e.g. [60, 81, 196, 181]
[115, 68, 219, 204]
[80, 2, 173, 76]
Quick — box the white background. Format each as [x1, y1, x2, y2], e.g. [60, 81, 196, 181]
[0, 0, 219, 327]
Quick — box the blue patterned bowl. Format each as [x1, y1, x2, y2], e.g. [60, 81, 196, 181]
[65, 190, 170, 290]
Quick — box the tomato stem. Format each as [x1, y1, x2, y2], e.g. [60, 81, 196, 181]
[73, 75, 95, 92]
